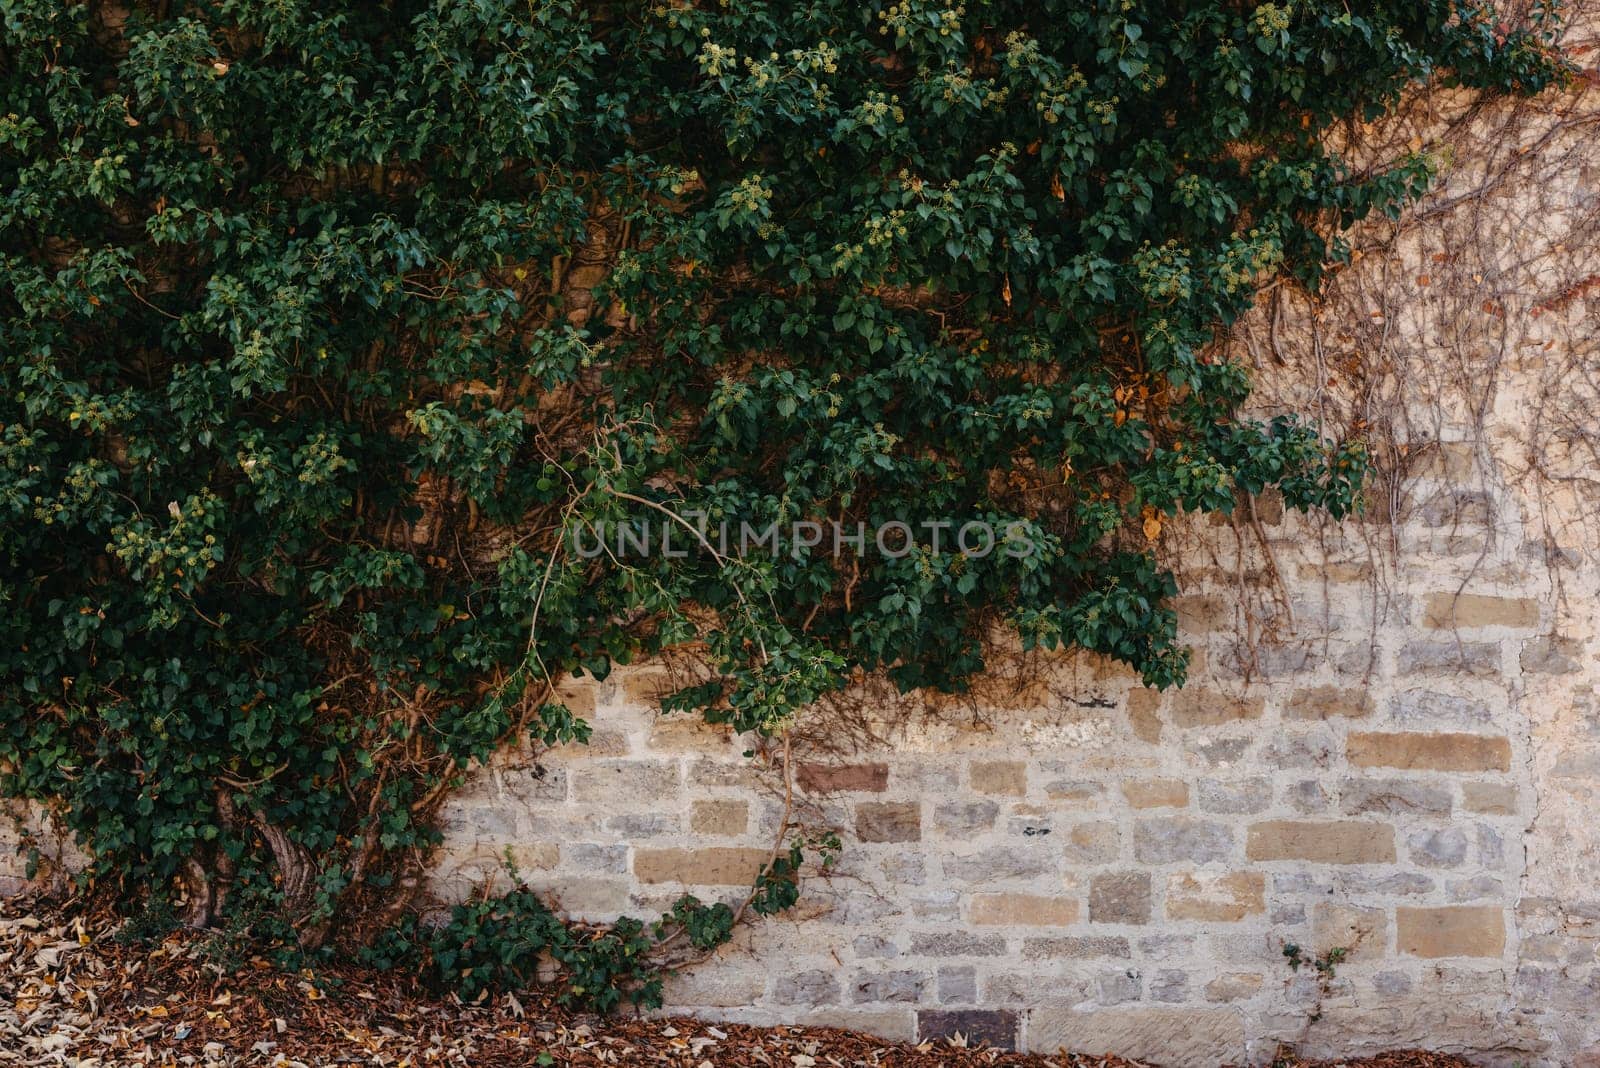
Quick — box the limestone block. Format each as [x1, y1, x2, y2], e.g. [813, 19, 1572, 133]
[1024, 1007, 1246, 1066]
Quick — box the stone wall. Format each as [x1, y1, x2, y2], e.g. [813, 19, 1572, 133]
[4, 9, 1597, 1067]
[437, 567, 1548, 1065]
[431, 11, 1600, 1065]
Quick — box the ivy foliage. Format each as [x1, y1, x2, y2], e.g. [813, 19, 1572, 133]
[0, 0, 1563, 981]
[358, 840, 814, 1010]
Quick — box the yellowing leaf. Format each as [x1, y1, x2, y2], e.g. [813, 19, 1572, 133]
[1141, 506, 1162, 542]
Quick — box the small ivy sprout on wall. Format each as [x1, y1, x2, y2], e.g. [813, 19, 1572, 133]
[1282, 942, 1351, 1025]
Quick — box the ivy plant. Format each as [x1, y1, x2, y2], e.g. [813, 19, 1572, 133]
[0, 0, 1563, 1002]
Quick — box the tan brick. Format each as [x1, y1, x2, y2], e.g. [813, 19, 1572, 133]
[565, 261, 608, 291]
[798, 1009, 914, 1043]
[970, 760, 1027, 796]
[1173, 595, 1229, 632]
[504, 842, 559, 872]
[1080, 751, 1163, 774]
[621, 670, 671, 704]
[1407, 440, 1478, 481]
[971, 893, 1080, 927]
[649, 715, 736, 754]
[1311, 903, 1386, 960]
[1204, 973, 1263, 1003]
[1398, 640, 1500, 677]
[1134, 818, 1232, 863]
[1126, 688, 1163, 744]
[1165, 871, 1265, 922]
[1286, 685, 1373, 721]
[552, 680, 598, 717]
[549, 728, 629, 757]
[1522, 634, 1582, 675]
[1089, 872, 1151, 925]
[662, 967, 767, 1007]
[634, 847, 769, 885]
[925, 675, 1053, 711]
[1347, 732, 1511, 773]
[690, 760, 767, 790]
[1043, 779, 1103, 804]
[1299, 561, 1374, 584]
[797, 762, 889, 793]
[1026, 1007, 1244, 1066]
[1122, 779, 1189, 809]
[1461, 781, 1518, 815]
[690, 799, 748, 836]
[570, 760, 680, 804]
[1168, 690, 1264, 729]
[1396, 906, 1506, 958]
[1245, 820, 1396, 864]
[1423, 593, 1539, 630]
[855, 801, 921, 843]
[1062, 821, 1121, 864]
[1021, 934, 1132, 960]
[429, 848, 553, 901]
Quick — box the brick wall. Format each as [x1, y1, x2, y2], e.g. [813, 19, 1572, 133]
[432, 18, 1600, 1064]
[3, 10, 1595, 1066]
[436, 547, 1547, 1063]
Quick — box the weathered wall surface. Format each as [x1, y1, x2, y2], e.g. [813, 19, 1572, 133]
[4, 11, 1595, 1068]
[432, 13, 1600, 1065]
